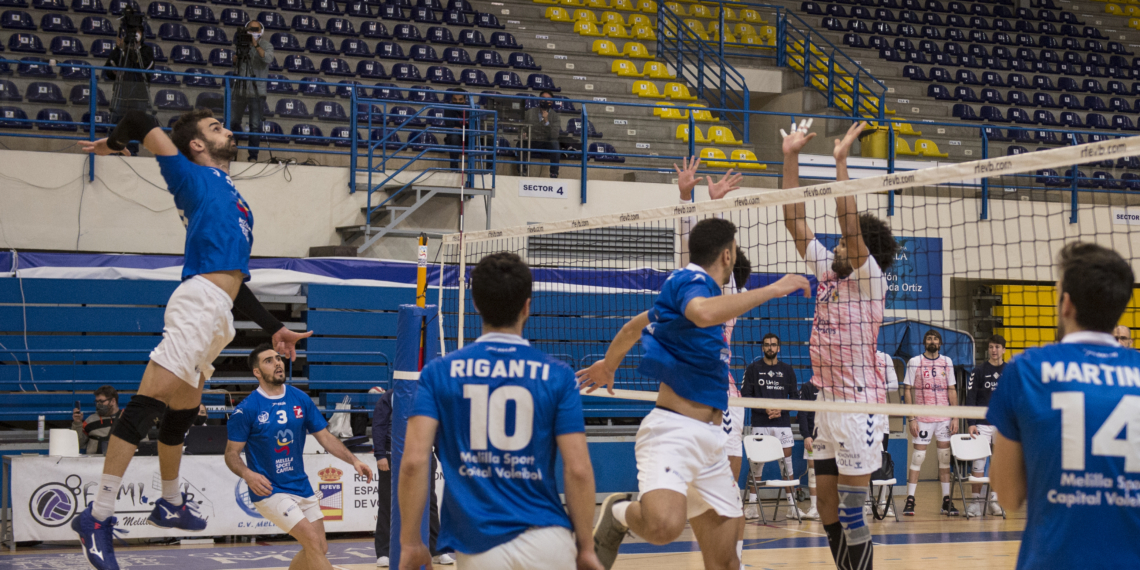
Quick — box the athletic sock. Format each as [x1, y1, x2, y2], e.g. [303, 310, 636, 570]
[612, 501, 631, 527]
[907, 482, 917, 497]
[823, 522, 846, 566]
[810, 496, 818, 509]
[736, 539, 744, 570]
[163, 479, 183, 506]
[972, 492, 981, 499]
[786, 493, 796, 505]
[91, 474, 122, 521]
[838, 484, 873, 570]
[941, 482, 950, 498]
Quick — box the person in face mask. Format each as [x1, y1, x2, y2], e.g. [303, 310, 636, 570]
[72, 385, 123, 455]
[523, 90, 562, 178]
[231, 21, 274, 162]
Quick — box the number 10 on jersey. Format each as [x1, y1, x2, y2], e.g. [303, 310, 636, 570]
[464, 385, 534, 452]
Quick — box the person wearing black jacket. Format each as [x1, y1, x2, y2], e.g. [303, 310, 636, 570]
[964, 335, 1006, 517]
[443, 89, 472, 171]
[741, 334, 802, 519]
[799, 380, 819, 520]
[371, 389, 452, 567]
[103, 34, 154, 155]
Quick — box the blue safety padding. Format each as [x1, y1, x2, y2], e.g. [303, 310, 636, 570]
[307, 283, 417, 310]
[880, 320, 976, 371]
[308, 364, 391, 384]
[0, 306, 165, 333]
[306, 337, 399, 362]
[0, 277, 178, 305]
[0, 335, 159, 360]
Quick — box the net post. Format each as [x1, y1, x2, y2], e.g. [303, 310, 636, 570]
[456, 237, 467, 350]
[1069, 163, 1079, 224]
[389, 304, 441, 570]
[980, 133, 990, 220]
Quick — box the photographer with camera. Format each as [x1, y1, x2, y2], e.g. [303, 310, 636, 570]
[523, 90, 561, 179]
[104, 7, 154, 156]
[231, 21, 273, 162]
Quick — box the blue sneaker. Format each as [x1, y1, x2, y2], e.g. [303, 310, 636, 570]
[146, 493, 207, 531]
[72, 506, 122, 570]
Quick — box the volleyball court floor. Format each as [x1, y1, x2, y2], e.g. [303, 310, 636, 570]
[1, 485, 1022, 570]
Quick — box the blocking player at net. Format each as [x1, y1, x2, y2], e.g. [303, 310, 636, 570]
[397, 253, 602, 570]
[963, 335, 1006, 517]
[741, 333, 803, 519]
[225, 345, 374, 570]
[900, 330, 959, 517]
[781, 119, 900, 570]
[989, 242, 1140, 568]
[74, 110, 312, 570]
[579, 216, 810, 570]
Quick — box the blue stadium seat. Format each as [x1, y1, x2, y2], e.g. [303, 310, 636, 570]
[171, 44, 205, 64]
[476, 49, 506, 68]
[1036, 168, 1066, 187]
[357, 60, 389, 78]
[564, 117, 601, 138]
[72, 0, 104, 13]
[394, 23, 422, 41]
[369, 127, 402, 150]
[292, 14, 320, 31]
[275, 97, 310, 117]
[1056, 77, 1080, 92]
[980, 88, 1005, 104]
[8, 33, 44, 52]
[40, 12, 74, 31]
[956, 69, 981, 84]
[279, 0, 307, 11]
[150, 64, 177, 84]
[1038, 22, 1058, 35]
[1087, 39, 1108, 53]
[494, 70, 524, 89]
[59, 59, 90, 79]
[314, 99, 348, 120]
[527, 73, 558, 92]
[1034, 109, 1058, 125]
[36, 108, 74, 131]
[183, 67, 219, 88]
[267, 73, 294, 92]
[1110, 97, 1131, 113]
[903, 65, 926, 80]
[387, 105, 423, 126]
[1108, 80, 1128, 95]
[872, 22, 894, 35]
[475, 12, 501, 28]
[1113, 114, 1139, 131]
[876, 8, 896, 21]
[187, 4, 217, 22]
[17, 56, 53, 77]
[341, 38, 370, 56]
[327, 17, 356, 35]
[413, 6, 437, 22]
[968, 44, 988, 59]
[447, 0, 471, 12]
[155, 88, 191, 110]
[392, 62, 422, 80]
[1032, 75, 1057, 91]
[893, 38, 914, 51]
[334, 79, 361, 98]
[460, 29, 487, 46]
[927, 84, 952, 99]
[825, 4, 845, 17]
[313, 0, 340, 13]
[307, 35, 339, 53]
[1121, 173, 1140, 191]
[980, 105, 1006, 122]
[158, 22, 191, 41]
[1094, 171, 1123, 190]
[898, 24, 918, 37]
[1084, 79, 1106, 94]
[346, 0, 372, 16]
[444, 46, 470, 65]
[108, 0, 137, 15]
[1058, 111, 1083, 127]
[1007, 107, 1032, 124]
[321, 57, 353, 76]
[197, 25, 229, 44]
[258, 10, 287, 29]
[221, 7, 248, 24]
[208, 47, 233, 66]
[953, 103, 980, 120]
[980, 71, 1004, 86]
[272, 32, 301, 51]
[251, 120, 285, 143]
[589, 142, 624, 163]
[147, 1, 180, 20]
[284, 54, 315, 72]
[427, 65, 457, 84]
[245, 0, 272, 6]
[25, 80, 64, 104]
[193, 90, 224, 113]
[299, 76, 332, 96]
[380, 5, 408, 20]
[843, 33, 865, 48]
[1110, 42, 1133, 56]
[801, 2, 823, 15]
[491, 31, 519, 49]
[1033, 92, 1058, 108]
[428, 25, 455, 44]
[0, 105, 28, 127]
[946, 14, 965, 27]
[445, 9, 470, 26]
[407, 130, 437, 151]
[1086, 113, 1110, 129]
[1054, 94, 1083, 112]
[1006, 145, 1028, 156]
[410, 43, 439, 61]
[328, 126, 362, 146]
[929, 67, 952, 83]
[460, 67, 490, 86]
[509, 52, 539, 71]
[981, 126, 1009, 141]
[954, 86, 980, 102]
[362, 21, 390, 39]
[422, 106, 445, 126]
[80, 110, 112, 132]
[291, 123, 326, 144]
[406, 84, 436, 102]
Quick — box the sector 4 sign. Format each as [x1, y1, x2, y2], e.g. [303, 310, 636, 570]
[519, 178, 569, 199]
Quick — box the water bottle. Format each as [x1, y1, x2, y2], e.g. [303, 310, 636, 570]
[37, 415, 45, 441]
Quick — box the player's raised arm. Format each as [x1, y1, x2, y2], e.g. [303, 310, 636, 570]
[833, 121, 871, 272]
[781, 119, 816, 259]
[577, 311, 651, 394]
[677, 156, 744, 267]
[79, 110, 179, 157]
[684, 275, 811, 328]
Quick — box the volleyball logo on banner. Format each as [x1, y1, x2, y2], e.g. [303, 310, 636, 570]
[29, 476, 82, 527]
[317, 467, 344, 521]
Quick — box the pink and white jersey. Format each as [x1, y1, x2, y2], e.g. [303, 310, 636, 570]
[903, 354, 955, 422]
[805, 240, 888, 403]
[725, 276, 742, 400]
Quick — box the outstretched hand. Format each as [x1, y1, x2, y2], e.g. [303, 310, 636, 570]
[708, 169, 743, 200]
[674, 155, 701, 201]
[780, 118, 816, 156]
[576, 360, 616, 395]
[769, 274, 812, 298]
[272, 327, 313, 361]
[79, 138, 130, 157]
[833, 121, 866, 162]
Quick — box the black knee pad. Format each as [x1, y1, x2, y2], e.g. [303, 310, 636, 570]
[815, 458, 839, 477]
[158, 407, 200, 446]
[112, 395, 167, 445]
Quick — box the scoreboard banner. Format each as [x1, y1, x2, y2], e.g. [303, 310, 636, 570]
[11, 452, 380, 542]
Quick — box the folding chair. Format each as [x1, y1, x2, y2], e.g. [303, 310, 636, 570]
[949, 434, 1002, 519]
[743, 434, 802, 523]
[867, 474, 900, 522]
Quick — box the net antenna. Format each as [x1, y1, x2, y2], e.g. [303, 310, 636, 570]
[439, 137, 1140, 420]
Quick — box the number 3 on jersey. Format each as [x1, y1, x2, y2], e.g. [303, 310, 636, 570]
[464, 385, 534, 452]
[1052, 392, 1140, 472]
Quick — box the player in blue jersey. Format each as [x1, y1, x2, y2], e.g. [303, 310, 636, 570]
[226, 344, 373, 570]
[74, 109, 312, 570]
[398, 252, 603, 570]
[989, 242, 1140, 569]
[579, 218, 811, 570]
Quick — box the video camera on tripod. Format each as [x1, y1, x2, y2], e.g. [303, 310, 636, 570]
[233, 27, 254, 50]
[117, 6, 146, 45]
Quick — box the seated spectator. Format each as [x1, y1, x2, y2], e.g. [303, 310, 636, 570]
[71, 385, 121, 454]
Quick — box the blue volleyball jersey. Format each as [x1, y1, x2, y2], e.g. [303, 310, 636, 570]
[157, 153, 254, 281]
[411, 333, 584, 554]
[228, 386, 328, 502]
[638, 264, 730, 410]
[987, 331, 1140, 569]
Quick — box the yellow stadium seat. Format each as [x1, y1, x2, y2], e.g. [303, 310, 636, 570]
[628, 13, 650, 26]
[622, 41, 653, 58]
[633, 24, 657, 40]
[759, 25, 777, 42]
[603, 22, 632, 37]
[699, 148, 735, 168]
[534, 0, 560, 4]
[664, 82, 696, 100]
[657, 104, 689, 120]
[721, 7, 741, 21]
[707, 21, 722, 34]
[730, 149, 767, 170]
[1128, 5, 1140, 15]
[742, 35, 774, 48]
[684, 19, 707, 33]
[733, 23, 757, 37]
[1131, 16, 1140, 27]
[914, 139, 949, 158]
[710, 30, 737, 43]
[675, 124, 710, 143]
[611, 59, 641, 76]
[633, 80, 665, 98]
[894, 138, 917, 156]
[612, 0, 635, 9]
[641, 61, 675, 78]
[586, 0, 609, 6]
[574, 8, 598, 21]
[574, 20, 604, 35]
[1107, 3, 1124, 13]
[665, 1, 684, 14]
[638, 0, 657, 12]
[833, 75, 873, 94]
[592, 39, 620, 54]
[809, 74, 830, 92]
[741, 8, 768, 24]
[560, 0, 583, 5]
[545, 6, 573, 20]
[601, 10, 626, 24]
[892, 121, 922, 136]
[688, 104, 718, 122]
[706, 125, 743, 145]
[688, 3, 711, 18]
[653, 102, 679, 117]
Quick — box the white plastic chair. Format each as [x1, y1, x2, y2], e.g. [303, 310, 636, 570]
[866, 475, 899, 522]
[743, 434, 802, 523]
[949, 434, 1001, 519]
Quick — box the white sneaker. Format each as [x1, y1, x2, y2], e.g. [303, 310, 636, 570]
[879, 502, 895, 518]
[966, 502, 984, 518]
[801, 507, 820, 520]
[376, 556, 389, 567]
[988, 498, 1005, 516]
[786, 504, 803, 519]
[433, 554, 456, 565]
[744, 505, 760, 520]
